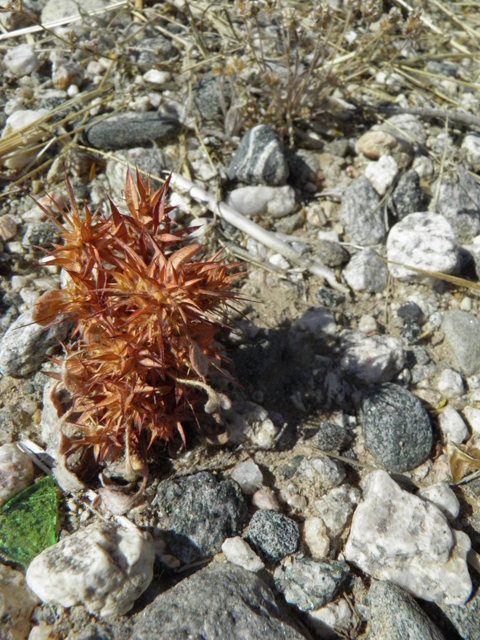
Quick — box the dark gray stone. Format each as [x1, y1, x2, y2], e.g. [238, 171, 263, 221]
[274, 555, 350, 611]
[401, 322, 423, 345]
[360, 383, 433, 472]
[193, 73, 231, 121]
[152, 472, 247, 564]
[315, 287, 345, 309]
[246, 510, 299, 563]
[368, 581, 445, 640]
[397, 301, 423, 324]
[134, 36, 177, 65]
[391, 169, 428, 220]
[286, 149, 319, 185]
[0, 310, 71, 377]
[86, 112, 180, 149]
[228, 125, 289, 186]
[433, 166, 480, 241]
[311, 421, 350, 452]
[443, 310, 480, 376]
[132, 563, 310, 640]
[339, 177, 385, 245]
[437, 582, 480, 639]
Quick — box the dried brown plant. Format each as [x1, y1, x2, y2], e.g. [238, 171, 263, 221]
[33, 169, 242, 475]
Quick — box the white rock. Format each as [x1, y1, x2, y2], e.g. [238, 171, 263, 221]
[307, 597, 355, 639]
[293, 307, 337, 336]
[438, 405, 469, 444]
[222, 536, 265, 572]
[463, 406, 480, 434]
[386, 212, 458, 281]
[314, 484, 361, 538]
[252, 487, 279, 511]
[437, 368, 465, 398]
[365, 155, 399, 196]
[303, 517, 330, 558]
[231, 459, 263, 494]
[143, 70, 172, 85]
[344, 470, 472, 604]
[0, 564, 39, 640]
[358, 315, 378, 335]
[0, 443, 34, 507]
[269, 253, 290, 270]
[224, 401, 278, 449]
[343, 248, 388, 293]
[462, 133, 480, 170]
[4, 44, 39, 77]
[1, 109, 50, 170]
[26, 522, 155, 617]
[339, 330, 406, 384]
[417, 483, 460, 521]
[41, 0, 107, 24]
[412, 154, 434, 180]
[278, 488, 308, 511]
[226, 185, 296, 218]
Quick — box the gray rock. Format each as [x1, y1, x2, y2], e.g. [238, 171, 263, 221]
[133, 36, 177, 65]
[274, 555, 350, 611]
[132, 563, 310, 640]
[22, 220, 60, 251]
[86, 112, 180, 149]
[391, 169, 428, 220]
[152, 471, 248, 564]
[368, 581, 445, 640]
[339, 330, 406, 384]
[0, 310, 70, 377]
[246, 510, 299, 563]
[316, 239, 349, 268]
[339, 177, 385, 245]
[442, 310, 480, 375]
[360, 383, 433, 472]
[396, 301, 423, 324]
[432, 166, 480, 241]
[314, 484, 361, 538]
[311, 421, 350, 452]
[228, 125, 289, 186]
[286, 148, 320, 185]
[386, 212, 458, 281]
[105, 147, 173, 200]
[436, 582, 480, 639]
[193, 73, 231, 121]
[315, 287, 345, 309]
[343, 249, 388, 292]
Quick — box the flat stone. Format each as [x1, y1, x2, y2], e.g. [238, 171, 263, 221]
[345, 470, 472, 605]
[221, 537, 264, 572]
[132, 563, 309, 640]
[368, 581, 446, 640]
[360, 383, 432, 472]
[26, 522, 155, 617]
[152, 471, 247, 564]
[86, 112, 180, 150]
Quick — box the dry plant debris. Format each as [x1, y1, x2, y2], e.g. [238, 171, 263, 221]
[32, 169, 242, 475]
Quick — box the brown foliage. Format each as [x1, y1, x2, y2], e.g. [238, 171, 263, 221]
[34, 169, 242, 471]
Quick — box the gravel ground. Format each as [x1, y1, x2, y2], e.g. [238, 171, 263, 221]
[2, 1, 480, 639]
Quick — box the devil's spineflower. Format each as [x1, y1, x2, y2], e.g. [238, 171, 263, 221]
[33, 169, 242, 473]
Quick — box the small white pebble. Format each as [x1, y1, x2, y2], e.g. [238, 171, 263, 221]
[460, 297, 473, 312]
[143, 69, 172, 84]
[438, 406, 469, 444]
[417, 482, 460, 521]
[358, 315, 378, 335]
[269, 253, 290, 270]
[463, 406, 480, 434]
[278, 488, 308, 511]
[365, 155, 399, 195]
[252, 488, 279, 511]
[231, 459, 263, 495]
[437, 369, 465, 399]
[222, 536, 264, 572]
[303, 517, 330, 558]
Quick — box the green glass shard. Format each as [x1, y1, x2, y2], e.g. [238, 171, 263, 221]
[0, 475, 59, 566]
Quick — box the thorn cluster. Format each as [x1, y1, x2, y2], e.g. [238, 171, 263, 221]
[33, 170, 241, 471]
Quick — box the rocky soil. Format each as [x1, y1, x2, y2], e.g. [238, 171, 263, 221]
[2, 1, 480, 639]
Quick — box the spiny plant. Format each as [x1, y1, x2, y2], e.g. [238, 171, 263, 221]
[33, 169, 242, 477]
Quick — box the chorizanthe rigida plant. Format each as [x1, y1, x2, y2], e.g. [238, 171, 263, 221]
[32, 169, 242, 476]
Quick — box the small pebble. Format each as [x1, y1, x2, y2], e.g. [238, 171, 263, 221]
[417, 483, 460, 521]
[365, 155, 399, 196]
[463, 406, 480, 434]
[0, 443, 34, 507]
[438, 405, 469, 444]
[226, 185, 296, 218]
[222, 536, 265, 572]
[4, 43, 39, 76]
[303, 517, 330, 558]
[247, 510, 299, 563]
[252, 487, 280, 511]
[231, 459, 263, 495]
[437, 369, 465, 398]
